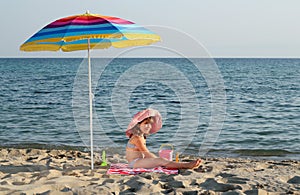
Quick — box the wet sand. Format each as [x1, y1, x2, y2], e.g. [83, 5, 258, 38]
[0, 148, 299, 194]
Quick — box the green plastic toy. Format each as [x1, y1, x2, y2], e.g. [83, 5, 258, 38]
[100, 150, 108, 166]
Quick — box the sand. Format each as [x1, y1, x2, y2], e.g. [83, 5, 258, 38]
[0, 148, 299, 195]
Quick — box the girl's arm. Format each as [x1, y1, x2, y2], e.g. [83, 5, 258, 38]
[143, 151, 157, 158]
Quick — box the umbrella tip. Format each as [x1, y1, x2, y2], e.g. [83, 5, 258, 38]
[86, 10, 90, 14]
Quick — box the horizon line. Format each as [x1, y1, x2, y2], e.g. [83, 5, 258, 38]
[2, 56, 300, 59]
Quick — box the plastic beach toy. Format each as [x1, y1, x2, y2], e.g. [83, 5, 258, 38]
[100, 150, 108, 166]
[176, 152, 180, 162]
[159, 144, 174, 161]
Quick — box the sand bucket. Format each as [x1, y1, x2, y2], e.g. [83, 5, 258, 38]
[159, 144, 174, 161]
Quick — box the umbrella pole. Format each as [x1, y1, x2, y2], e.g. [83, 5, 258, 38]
[88, 38, 94, 170]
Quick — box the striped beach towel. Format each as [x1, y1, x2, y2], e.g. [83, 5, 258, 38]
[107, 163, 178, 175]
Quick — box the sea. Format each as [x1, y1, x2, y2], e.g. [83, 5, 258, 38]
[0, 58, 299, 160]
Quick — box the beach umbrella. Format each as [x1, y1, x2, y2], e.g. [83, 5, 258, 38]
[20, 11, 161, 169]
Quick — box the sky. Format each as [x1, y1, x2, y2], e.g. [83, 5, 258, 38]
[1, 0, 300, 58]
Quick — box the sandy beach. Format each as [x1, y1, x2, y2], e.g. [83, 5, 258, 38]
[0, 148, 299, 195]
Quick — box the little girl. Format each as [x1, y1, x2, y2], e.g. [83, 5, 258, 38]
[125, 108, 201, 169]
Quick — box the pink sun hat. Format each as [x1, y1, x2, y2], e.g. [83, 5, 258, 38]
[126, 108, 162, 137]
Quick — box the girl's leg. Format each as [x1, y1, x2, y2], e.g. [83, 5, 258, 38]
[133, 157, 201, 169]
[133, 157, 169, 168]
[164, 159, 201, 169]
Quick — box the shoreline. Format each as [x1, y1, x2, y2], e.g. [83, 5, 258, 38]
[1, 143, 299, 161]
[0, 148, 299, 194]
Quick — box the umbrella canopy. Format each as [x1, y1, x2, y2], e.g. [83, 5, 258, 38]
[20, 11, 160, 51]
[20, 11, 160, 169]
[126, 108, 162, 137]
